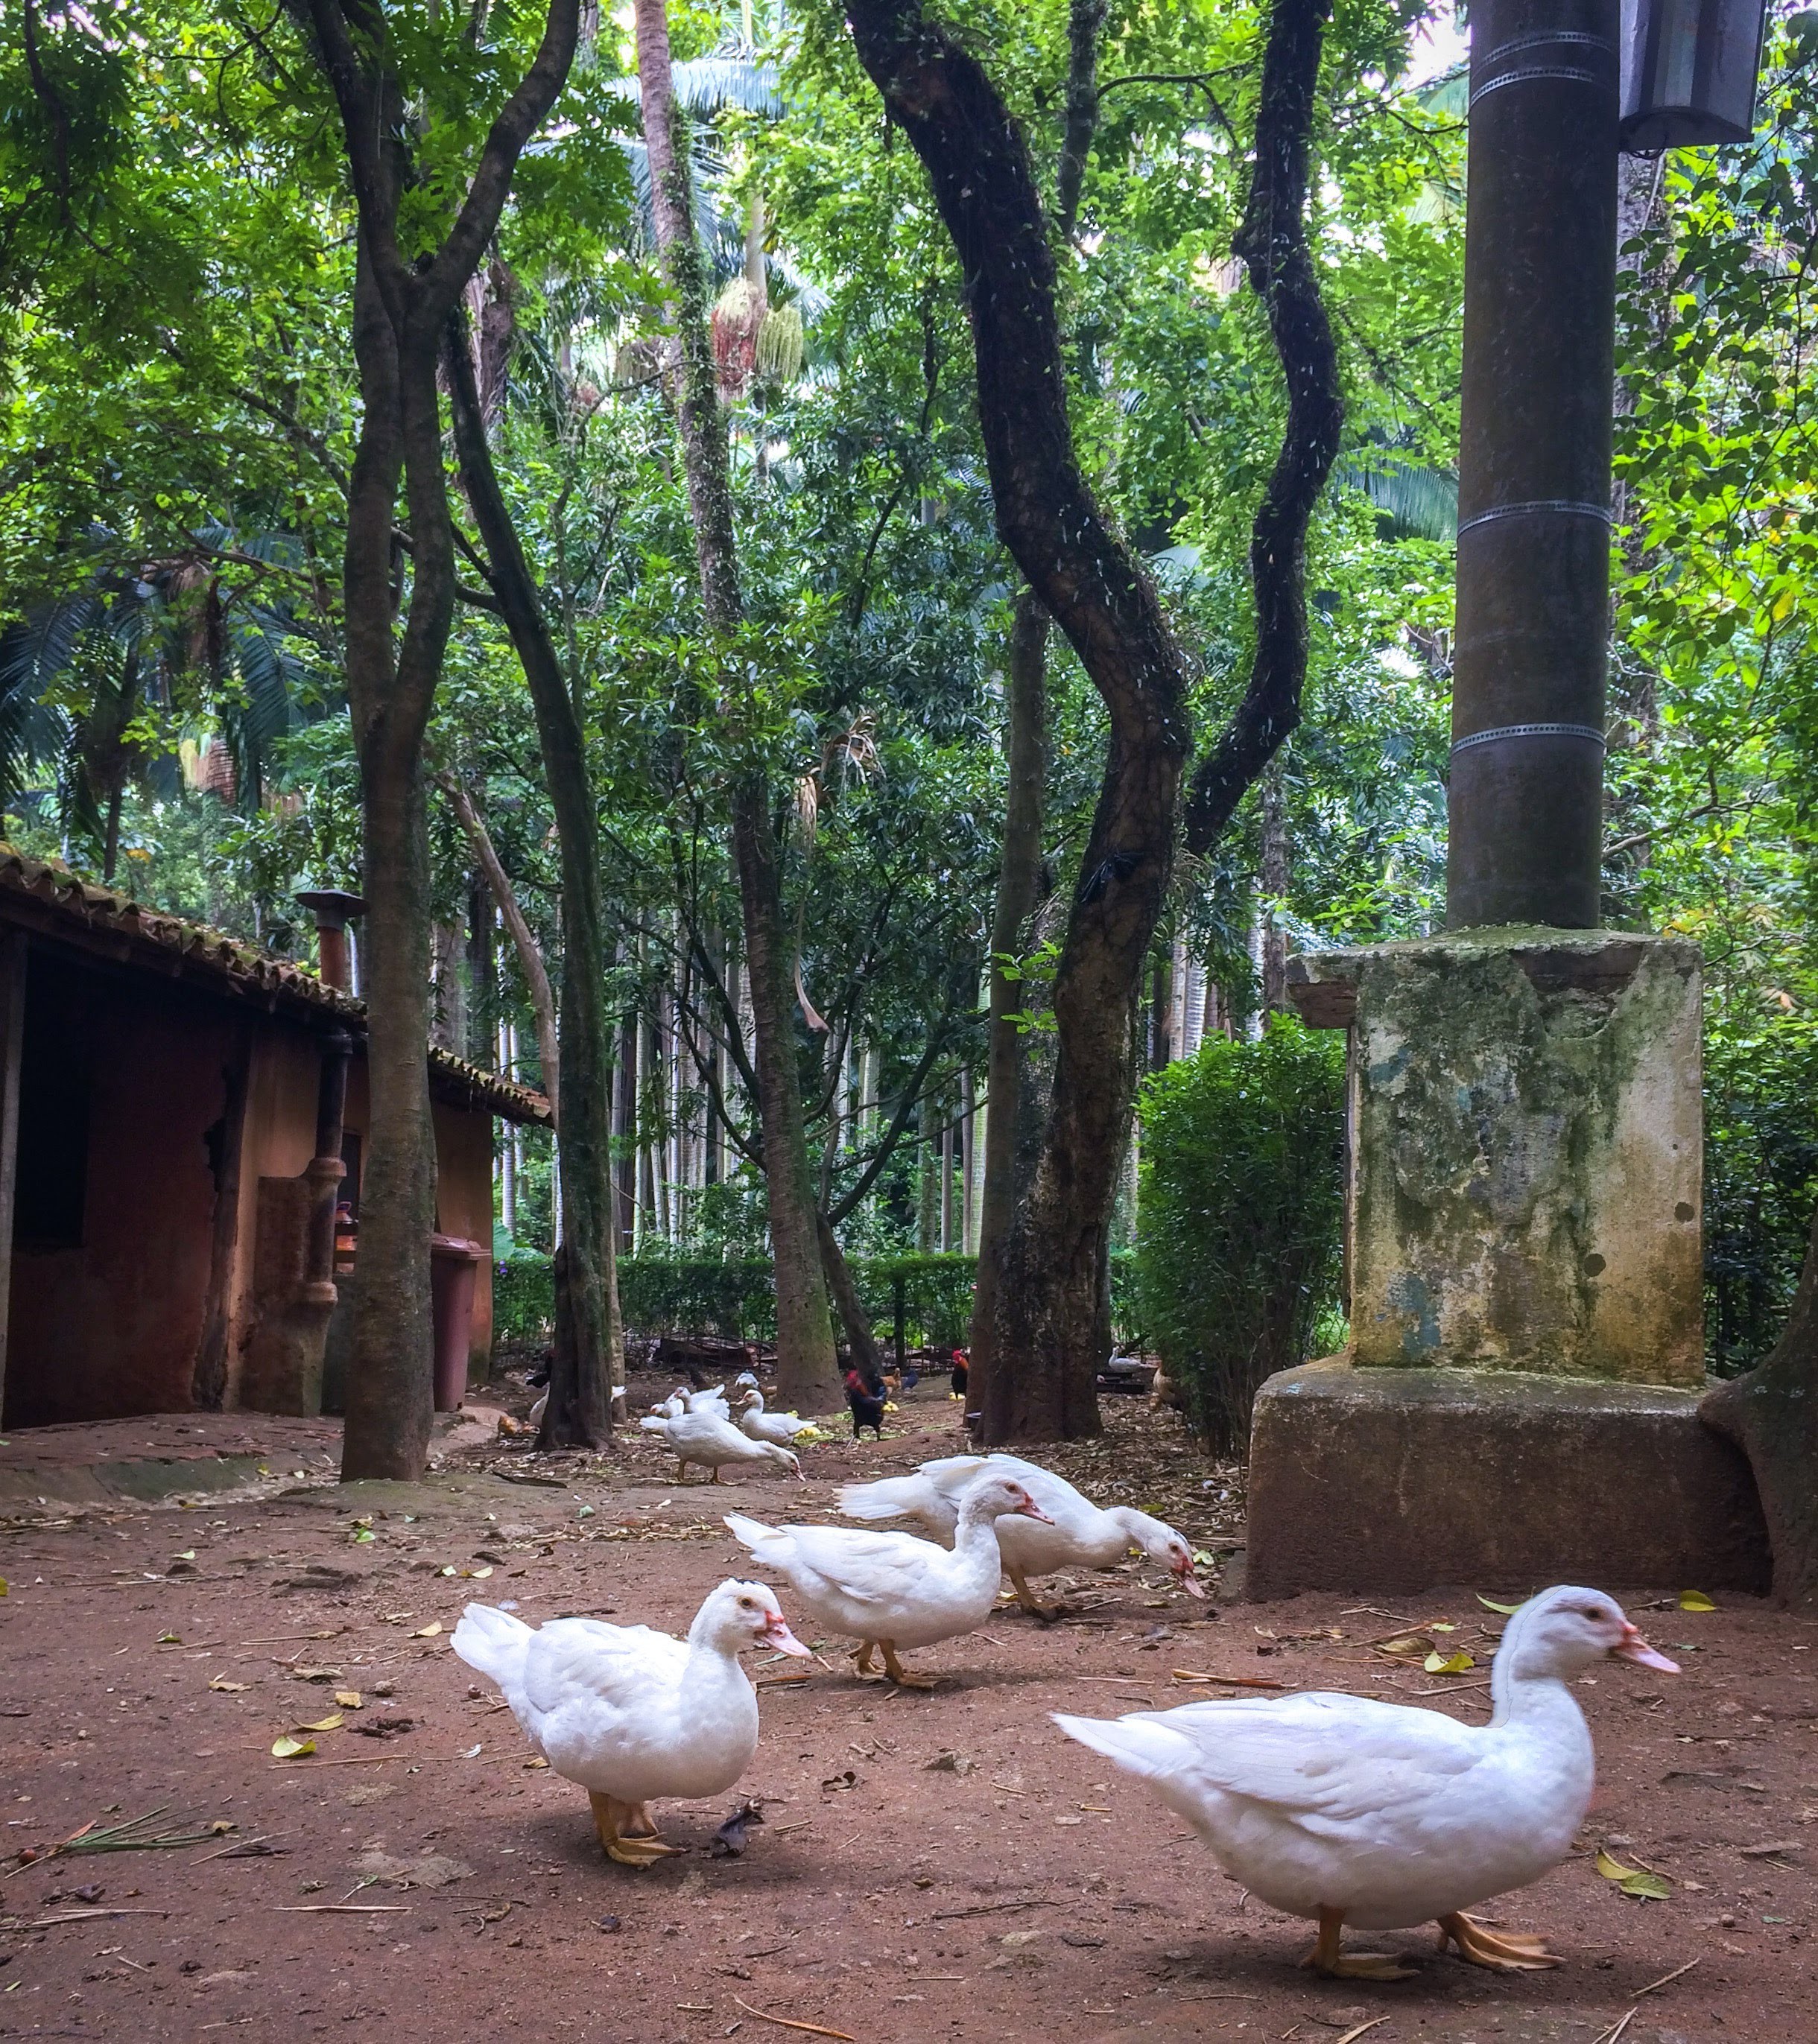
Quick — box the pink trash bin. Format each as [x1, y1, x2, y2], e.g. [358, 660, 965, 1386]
[429, 1234, 484, 1411]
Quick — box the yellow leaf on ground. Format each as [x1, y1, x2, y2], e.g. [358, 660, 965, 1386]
[461, 1566, 493, 1579]
[270, 1735, 317, 1759]
[1679, 1590, 1717, 1612]
[209, 1676, 250, 1694]
[0, 1578, 9, 1597]
[156, 1631, 180, 1645]
[1477, 1596, 1522, 1615]
[1595, 1849, 1673, 1899]
[334, 1690, 363, 1710]
[411, 1622, 443, 1639]
[1423, 1650, 1476, 1675]
[294, 1713, 343, 1733]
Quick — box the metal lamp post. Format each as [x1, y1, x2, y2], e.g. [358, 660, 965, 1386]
[1621, 0, 1768, 148]
[1446, 0, 1769, 933]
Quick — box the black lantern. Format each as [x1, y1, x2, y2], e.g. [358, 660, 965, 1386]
[1620, 0, 1769, 150]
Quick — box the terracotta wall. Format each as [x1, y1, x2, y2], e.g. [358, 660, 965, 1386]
[4, 953, 234, 1426]
[432, 1096, 496, 1375]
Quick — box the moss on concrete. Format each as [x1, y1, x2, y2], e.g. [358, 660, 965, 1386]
[1295, 930, 1703, 1387]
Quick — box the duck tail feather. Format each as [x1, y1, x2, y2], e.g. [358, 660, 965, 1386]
[1051, 1710, 1192, 1780]
[836, 1475, 930, 1521]
[451, 1603, 531, 1689]
[722, 1511, 780, 1550]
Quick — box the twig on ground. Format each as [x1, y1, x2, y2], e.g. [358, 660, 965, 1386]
[731, 1998, 857, 2041]
[1635, 1957, 1701, 1997]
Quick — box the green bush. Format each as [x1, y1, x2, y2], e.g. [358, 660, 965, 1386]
[1704, 1010, 1818, 1374]
[1135, 1017, 1346, 1453]
[492, 1251, 983, 1354]
[492, 1249, 555, 1348]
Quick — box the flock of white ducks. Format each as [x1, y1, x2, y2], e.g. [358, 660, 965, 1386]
[454, 1428, 1677, 1984]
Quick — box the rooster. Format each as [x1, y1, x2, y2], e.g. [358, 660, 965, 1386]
[843, 1365, 886, 1441]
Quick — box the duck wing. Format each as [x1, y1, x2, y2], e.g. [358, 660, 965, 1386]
[725, 1514, 933, 1604]
[1063, 1692, 1486, 1829]
[522, 1618, 689, 1719]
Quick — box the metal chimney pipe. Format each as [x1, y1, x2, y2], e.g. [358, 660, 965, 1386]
[1445, 0, 1620, 931]
[295, 887, 368, 994]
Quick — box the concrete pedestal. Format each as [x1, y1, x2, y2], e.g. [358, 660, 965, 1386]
[1246, 1357, 1768, 1598]
[1243, 929, 1758, 1597]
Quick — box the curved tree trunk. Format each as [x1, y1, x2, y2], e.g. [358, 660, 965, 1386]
[846, 0, 1342, 1443]
[1702, 1204, 1818, 1606]
[636, 0, 840, 1414]
[845, 0, 1188, 1442]
[443, 316, 616, 1450]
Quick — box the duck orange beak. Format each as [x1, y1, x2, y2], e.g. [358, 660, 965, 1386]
[763, 1616, 813, 1658]
[1612, 1622, 1679, 1672]
[1174, 1560, 1206, 1599]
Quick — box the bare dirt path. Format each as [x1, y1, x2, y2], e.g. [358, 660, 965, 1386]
[1, 1378, 1813, 2043]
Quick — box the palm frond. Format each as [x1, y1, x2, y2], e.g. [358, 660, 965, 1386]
[1337, 457, 1458, 542]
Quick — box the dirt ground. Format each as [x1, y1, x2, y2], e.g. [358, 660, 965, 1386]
[2, 1373, 1815, 2044]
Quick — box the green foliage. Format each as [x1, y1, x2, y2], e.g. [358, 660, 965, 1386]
[494, 1249, 981, 1353]
[1135, 1018, 1346, 1452]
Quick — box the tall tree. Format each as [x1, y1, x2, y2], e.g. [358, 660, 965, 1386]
[846, 0, 1343, 1441]
[634, 0, 840, 1413]
[297, 0, 581, 1479]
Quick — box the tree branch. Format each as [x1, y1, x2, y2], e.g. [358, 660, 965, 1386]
[1181, 0, 1343, 854]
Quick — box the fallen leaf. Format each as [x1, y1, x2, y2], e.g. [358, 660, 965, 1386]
[923, 1750, 975, 1776]
[334, 1690, 363, 1710]
[439, 1566, 456, 1577]
[156, 1631, 181, 1645]
[350, 1529, 376, 1543]
[176, 1549, 197, 1561]
[1477, 1595, 1521, 1615]
[0, 1577, 7, 1597]
[460, 1566, 493, 1580]
[1679, 1590, 1717, 1613]
[1595, 1848, 1673, 1900]
[820, 1770, 858, 1792]
[270, 1736, 317, 1759]
[1424, 1650, 1476, 1675]
[209, 1677, 249, 1695]
[411, 1623, 442, 1639]
[294, 1713, 343, 1733]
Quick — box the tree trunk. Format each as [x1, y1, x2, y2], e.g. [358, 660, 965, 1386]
[1701, 1204, 1818, 1605]
[443, 311, 615, 1449]
[845, 0, 1188, 1442]
[303, 0, 581, 1479]
[636, 0, 840, 1412]
[816, 1208, 888, 1384]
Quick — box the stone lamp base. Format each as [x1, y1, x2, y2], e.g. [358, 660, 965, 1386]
[1244, 928, 1765, 1598]
[1244, 1357, 1768, 1599]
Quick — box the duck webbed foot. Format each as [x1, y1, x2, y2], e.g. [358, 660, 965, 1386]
[1007, 1567, 1062, 1622]
[1437, 1912, 1561, 1972]
[879, 1641, 940, 1689]
[590, 1791, 685, 1869]
[851, 1641, 886, 1680]
[1301, 1907, 1418, 1981]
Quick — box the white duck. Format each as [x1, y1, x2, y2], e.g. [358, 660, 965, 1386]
[838, 1453, 1202, 1613]
[452, 1580, 809, 1867]
[735, 1387, 817, 1447]
[640, 1406, 802, 1484]
[648, 1388, 688, 1419]
[725, 1470, 1052, 1688]
[1054, 1584, 1677, 1978]
[685, 1381, 731, 1414]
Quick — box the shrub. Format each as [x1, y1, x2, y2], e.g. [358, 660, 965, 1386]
[1135, 1016, 1346, 1453]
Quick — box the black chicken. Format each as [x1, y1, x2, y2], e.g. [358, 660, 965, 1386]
[843, 1366, 886, 1441]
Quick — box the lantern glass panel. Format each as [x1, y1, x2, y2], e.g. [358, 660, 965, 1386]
[1619, 0, 1767, 150]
